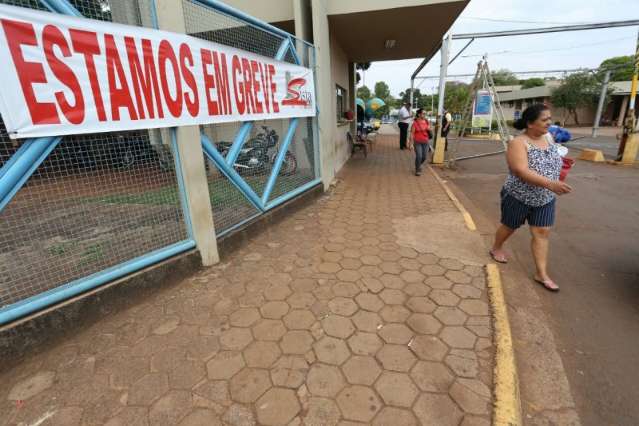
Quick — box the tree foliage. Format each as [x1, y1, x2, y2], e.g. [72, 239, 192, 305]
[356, 85, 371, 101]
[491, 69, 519, 85]
[598, 55, 634, 81]
[550, 71, 600, 125]
[520, 78, 545, 89]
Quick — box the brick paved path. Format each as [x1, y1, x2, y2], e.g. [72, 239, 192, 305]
[1, 134, 493, 425]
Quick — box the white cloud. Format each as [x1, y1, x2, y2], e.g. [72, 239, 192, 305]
[360, 0, 639, 97]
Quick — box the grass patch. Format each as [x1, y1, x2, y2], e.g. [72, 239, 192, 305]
[48, 241, 78, 256]
[79, 243, 105, 265]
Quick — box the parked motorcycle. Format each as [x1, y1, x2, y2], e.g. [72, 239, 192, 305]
[216, 126, 297, 176]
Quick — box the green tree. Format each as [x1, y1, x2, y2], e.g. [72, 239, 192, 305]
[598, 55, 634, 81]
[357, 85, 371, 101]
[444, 82, 470, 114]
[491, 69, 519, 86]
[551, 71, 600, 125]
[521, 78, 545, 89]
[374, 81, 391, 100]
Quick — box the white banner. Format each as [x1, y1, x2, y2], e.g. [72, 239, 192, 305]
[0, 5, 316, 139]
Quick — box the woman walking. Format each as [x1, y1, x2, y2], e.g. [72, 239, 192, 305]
[408, 108, 431, 176]
[490, 104, 572, 291]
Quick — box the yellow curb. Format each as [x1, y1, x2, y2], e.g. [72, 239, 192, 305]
[577, 149, 605, 162]
[427, 167, 477, 231]
[486, 263, 523, 426]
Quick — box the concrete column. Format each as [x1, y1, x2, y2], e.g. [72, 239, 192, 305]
[311, 0, 336, 189]
[348, 62, 357, 136]
[155, 0, 219, 266]
[617, 96, 629, 127]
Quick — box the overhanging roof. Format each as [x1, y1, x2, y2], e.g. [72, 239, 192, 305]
[327, 1, 469, 62]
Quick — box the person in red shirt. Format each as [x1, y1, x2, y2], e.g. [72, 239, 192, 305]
[408, 108, 431, 176]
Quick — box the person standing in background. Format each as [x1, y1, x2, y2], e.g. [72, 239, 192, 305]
[407, 108, 431, 176]
[398, 102, 412, 150]
[442, 109, 452, 151]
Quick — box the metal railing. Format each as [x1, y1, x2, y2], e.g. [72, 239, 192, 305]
[0, 0, 320, 324]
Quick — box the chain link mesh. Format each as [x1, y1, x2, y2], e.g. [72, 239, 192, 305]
[0, 0, 189, 310]
[184, 1, 320, 235]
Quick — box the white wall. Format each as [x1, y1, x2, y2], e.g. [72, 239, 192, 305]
[330, 32, 352, 174]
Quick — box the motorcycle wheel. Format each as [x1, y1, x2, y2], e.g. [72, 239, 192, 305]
[278, 151, 297, 176]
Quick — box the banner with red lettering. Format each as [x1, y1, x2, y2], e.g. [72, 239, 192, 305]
[0, 5, 316, 139]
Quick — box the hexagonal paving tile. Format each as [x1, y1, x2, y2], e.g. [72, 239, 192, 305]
[379, 305, 411, 323]
[374, 371, 419, 408]
[220, 327, 254, 351]
[403, 283, 430, 297]
[355, 293, 384, 312]
[398, 258, 421, 271]
[348, 332, 384, 356]
[243, 341, 281, 368]
[283, 310, 316, 330]
[169, 359, 206, 389]
[336, 269, 362, 283]
[351, 311, 383, 333]
[193, 380, 230, 404]
[380, 274, 404, 289]
[407, 313, 442, 335]
[322, 315, 356, 339]
[379, 289, 406, 305]
[229, 368, 272, 403]
[341, 356, 382, 386]
[340, 258, 363, 271]
[379, 262, 403, 275]
[434, 307, 468, 326]
[416, 253, 439, 265]
[440, 258, 465, 270]
[265, 283, 293, 301]
[149, 390, 193, 425]
[449, 378, 491, 415]
[421, 264, 446, 276]
[178, 409, 222, 425]
[318, 262, 342, 274]
[413, 393, 463, 426]
[378, 324, 414, 345]
[409, 335, 449, 361]
[287, 292, 317, 309]
[328, 297, 359, 316]
[373, 407, 418, 426]
[459, 300, 490, 316]
[410, 360, 455, 392]
[440, 327, 477, 349]
[207, 351, 245, 380]
[445, 270, 472, 284]
[128, 373, 169, 406]
[399, 270, 425, 284]
[307, 363, 346, 397]
[260, 301, 290, 319]
[361, 277, 384, 294]
[280, 330, 314, 355]
[406, 297, 436, 314]
[429, 289, 460, 306]
[360, 255, 382, 266]
[452, 285, 483, 299]
[323, 252, 343, 263]
[336, 385, 382, 423]
[445, 352, 479, 378]
[252, 319, 287, 342]
[271, 356, 309, 388]
[313, 336, 351, 365]
[256, 388, 301, 425]
[229, 308, 261, 327]
[376, 345, 417, 372]
[333, 282, 361, 297]
[425, 276, 454, 290]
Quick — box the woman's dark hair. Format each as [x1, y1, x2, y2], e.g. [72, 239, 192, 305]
[414, 108, 424, 119]
[513, 103, 549, 130]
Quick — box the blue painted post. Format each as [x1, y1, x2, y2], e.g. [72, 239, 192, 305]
[0, 137, 61, 212]
[260, 118, 299, 205]
[200, 132, 264, 210]
[170, 128, 193, 238]
[0, 240, 196, 325]
[225, 123, 253, 166]
[38, 0, 81, 16]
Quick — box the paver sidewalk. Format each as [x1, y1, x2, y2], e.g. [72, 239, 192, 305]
[1, 133, 494, 426]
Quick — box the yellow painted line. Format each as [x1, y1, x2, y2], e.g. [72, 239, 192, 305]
[427, 167, 477, 231]
[486, 263, 523, 426]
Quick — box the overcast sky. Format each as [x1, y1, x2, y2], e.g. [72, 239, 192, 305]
[361, 0, 639, 97]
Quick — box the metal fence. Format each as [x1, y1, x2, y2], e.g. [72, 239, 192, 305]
[0, 0, 320, 324]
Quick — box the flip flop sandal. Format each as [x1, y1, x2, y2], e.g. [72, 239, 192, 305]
[489, 250, 508, 264]
[534, 278, 560, 292]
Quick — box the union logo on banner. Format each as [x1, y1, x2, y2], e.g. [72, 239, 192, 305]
[282, 71, 313, 108]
